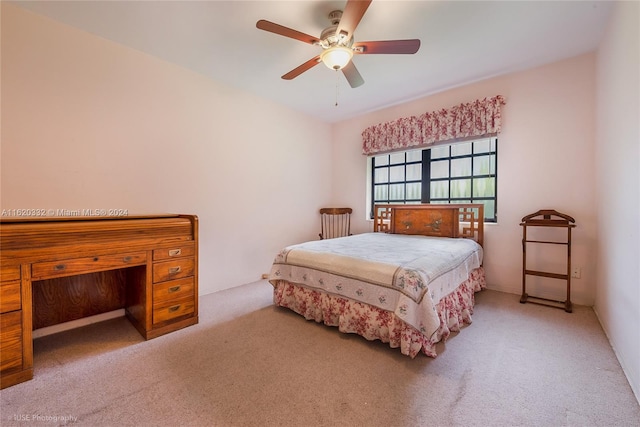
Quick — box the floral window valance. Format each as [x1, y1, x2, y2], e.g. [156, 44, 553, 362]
[362, 95, 506, 155]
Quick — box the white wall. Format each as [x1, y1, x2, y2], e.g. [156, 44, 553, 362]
[595, 0, 640, 402]
[333, 53, 598, 306]
[0, 4, 333, 295]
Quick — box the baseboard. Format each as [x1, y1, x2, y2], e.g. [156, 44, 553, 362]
[592, 306, 640, 406]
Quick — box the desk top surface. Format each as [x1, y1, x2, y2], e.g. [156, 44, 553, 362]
[0, 214, 181, 224]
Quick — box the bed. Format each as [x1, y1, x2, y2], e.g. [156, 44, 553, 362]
[268, 204, 486, 358]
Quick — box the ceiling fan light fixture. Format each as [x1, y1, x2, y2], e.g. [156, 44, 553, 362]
[320, 46, 353, 70]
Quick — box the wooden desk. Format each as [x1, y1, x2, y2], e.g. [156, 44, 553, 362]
[0, 214, 199, 389]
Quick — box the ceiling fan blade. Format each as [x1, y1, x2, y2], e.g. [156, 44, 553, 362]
[353, 39, 421, 54]
[342, 61, 364, 88]
[335, 0, 372, 42]
[256, 20, 320, 45]
[282, 56, 322, 80]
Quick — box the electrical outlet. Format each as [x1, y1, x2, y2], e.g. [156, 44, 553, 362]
[571, 266, 581, 279]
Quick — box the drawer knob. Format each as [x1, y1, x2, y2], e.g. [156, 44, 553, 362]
[168, 249, 182, 257]
[168, 266, 181, 274]
[168, 285, 181, 293]
[168, 305, 181, 313]
[54, 264, 66, 271]
[123, 256, 132, 262]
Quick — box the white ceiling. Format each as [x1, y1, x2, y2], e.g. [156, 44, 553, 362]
[11, 0, 613, 123]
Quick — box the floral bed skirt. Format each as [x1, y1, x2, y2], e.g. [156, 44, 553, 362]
[272, 266, 486, 358]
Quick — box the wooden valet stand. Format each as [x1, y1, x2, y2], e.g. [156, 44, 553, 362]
[520, 209, 576, 313]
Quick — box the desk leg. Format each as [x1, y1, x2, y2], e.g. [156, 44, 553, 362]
[21, 264, 33, 380]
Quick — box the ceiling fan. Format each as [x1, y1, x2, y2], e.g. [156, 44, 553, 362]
[256, 0, 420, 88]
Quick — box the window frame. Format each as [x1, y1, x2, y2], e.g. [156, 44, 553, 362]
[369, 138, 498, 222]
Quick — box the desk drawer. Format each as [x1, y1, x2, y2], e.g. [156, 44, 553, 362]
[0, 281, 21, 313]
[0, 311, 23, 372]
[32, 252, 147, 280]
[153, 277, 195, 306]
[153, 258, 195, 283]
[153, 243, 195, 261]
[153, 296, 195, 325]
[1, 265, 20, 282]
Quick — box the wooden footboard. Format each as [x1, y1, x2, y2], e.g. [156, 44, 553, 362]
[373, 204, 484, 247]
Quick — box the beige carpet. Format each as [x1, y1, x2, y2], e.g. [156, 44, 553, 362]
[1, 280, 638, 427]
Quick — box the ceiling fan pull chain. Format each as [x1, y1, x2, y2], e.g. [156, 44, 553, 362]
[335, 69, 339, 107]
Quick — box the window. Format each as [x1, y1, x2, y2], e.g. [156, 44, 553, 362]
[370, 137, 497, 221]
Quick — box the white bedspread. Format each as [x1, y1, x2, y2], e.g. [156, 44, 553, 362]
[269, 232, 483, 338]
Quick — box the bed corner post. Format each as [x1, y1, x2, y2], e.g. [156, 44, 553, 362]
[373, 205, 392, 233]
[477, 205, 484, 248]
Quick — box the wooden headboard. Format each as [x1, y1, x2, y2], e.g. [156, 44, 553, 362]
[373, 204, 484, 247]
